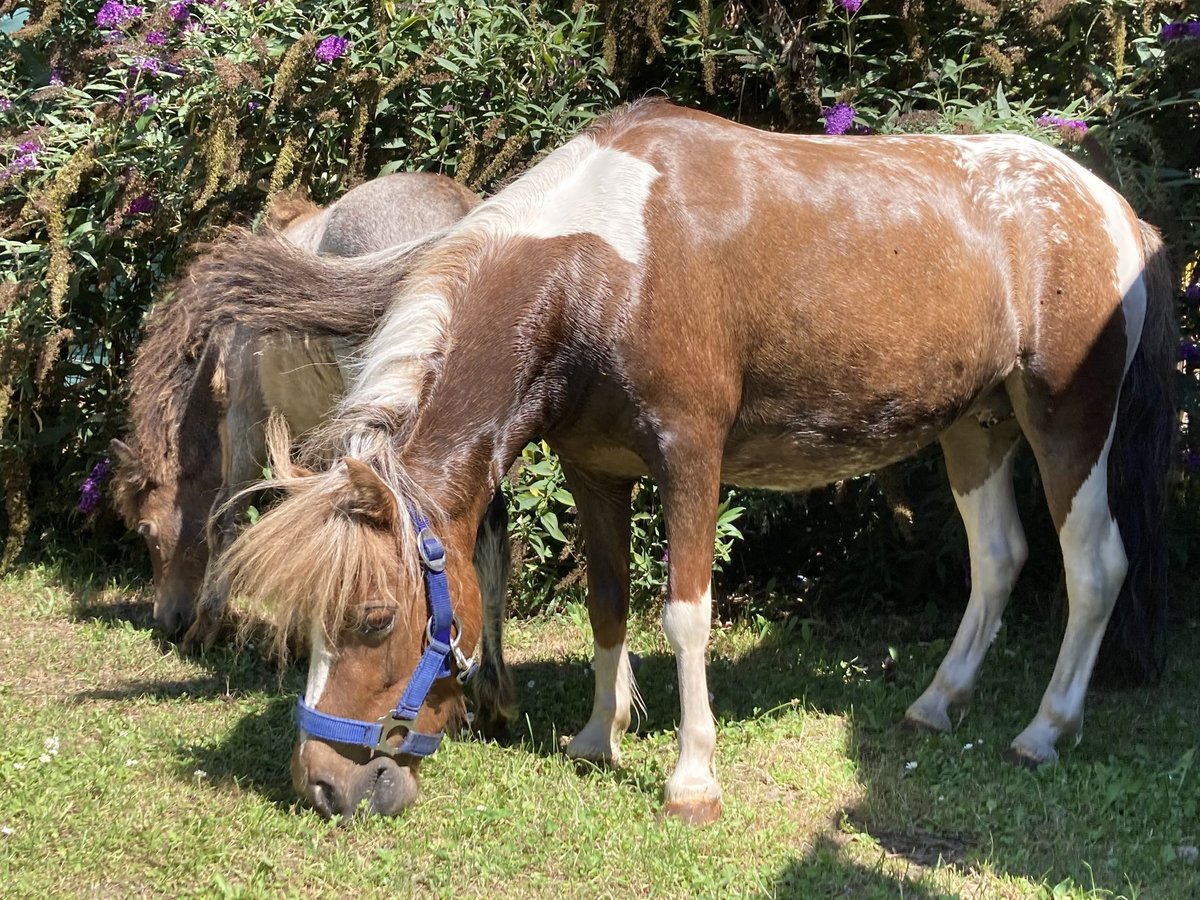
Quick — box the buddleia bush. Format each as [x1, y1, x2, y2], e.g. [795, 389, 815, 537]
[0, 0, 616, 565]
[1, 1, 1197, 619]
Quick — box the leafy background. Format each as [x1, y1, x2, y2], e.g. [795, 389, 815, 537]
[1, 0, 1197, 623]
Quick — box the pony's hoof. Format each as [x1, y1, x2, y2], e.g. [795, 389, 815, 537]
[901, 706, 952, 733]
[1001, 743, 1056, 770]
[560, 732, 620, 767]
[661, 797, 722, 827]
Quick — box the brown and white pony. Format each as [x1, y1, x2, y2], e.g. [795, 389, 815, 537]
[109, 173, 514, 724]
[191, 100, 1173, 822]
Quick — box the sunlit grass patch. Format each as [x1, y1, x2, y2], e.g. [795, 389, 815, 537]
[0, 566, 1196, 898]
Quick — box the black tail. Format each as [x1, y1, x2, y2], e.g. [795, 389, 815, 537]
[1096, 222, 1177, 685]
[470, 489, 517, 739]
[174, 227, 440, 341]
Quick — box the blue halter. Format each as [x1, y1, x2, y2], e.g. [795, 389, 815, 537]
[294, 507, 476, 758]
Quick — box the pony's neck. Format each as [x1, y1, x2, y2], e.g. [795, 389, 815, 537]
[398, 237, 590, 520]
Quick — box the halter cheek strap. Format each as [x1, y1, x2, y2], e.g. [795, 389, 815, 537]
[294, 507, 477, 758]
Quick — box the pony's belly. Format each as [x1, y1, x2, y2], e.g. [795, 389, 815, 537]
[720, 432, 932, 492]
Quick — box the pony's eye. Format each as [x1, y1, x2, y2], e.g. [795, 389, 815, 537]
[358, 606, 396, 635]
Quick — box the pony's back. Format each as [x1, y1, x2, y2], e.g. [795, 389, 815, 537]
[318, 172, 479, 258]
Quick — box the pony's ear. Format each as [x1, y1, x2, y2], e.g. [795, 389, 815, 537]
[265, 413, 313, 480]
[109, 438, 140, 472]
[341, 458, 398, 529]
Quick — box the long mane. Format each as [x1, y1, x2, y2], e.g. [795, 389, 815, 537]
[112, 284, 224, 521]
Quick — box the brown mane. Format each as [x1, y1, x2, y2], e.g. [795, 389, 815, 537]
[220, 420, 443, 659]
[112, 284, 224, 524]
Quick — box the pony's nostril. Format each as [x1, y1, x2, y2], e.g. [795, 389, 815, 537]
[308, 778, 342, 818]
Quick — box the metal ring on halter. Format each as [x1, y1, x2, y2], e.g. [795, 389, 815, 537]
[425, 613, 462, 648]
[416, 526, 446, 573]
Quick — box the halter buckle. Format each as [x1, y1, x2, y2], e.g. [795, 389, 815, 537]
[416, 526, 446, 573]
[375, 711, 419, 755]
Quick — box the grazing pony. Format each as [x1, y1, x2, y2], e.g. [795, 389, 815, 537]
[194, 100, 1173, 822]
[110, 174, 513, 730]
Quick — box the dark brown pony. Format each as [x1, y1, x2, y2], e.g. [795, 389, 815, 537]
[193, 101, 1173, 822]
[109, 175, 517, 736]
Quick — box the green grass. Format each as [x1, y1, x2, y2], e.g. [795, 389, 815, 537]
[0, 563, 1197, 898]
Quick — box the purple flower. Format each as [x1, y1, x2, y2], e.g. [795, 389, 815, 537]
[314, 35, 349, 63]
[1161, 22, 1200, 41]
[135, 93, 156, 111]
[836, 0, 863, 13]
[823, 102, 855, 135]
[145, 30, 167, 45]
[1185, 282, 1200, 302]
[2, 140, 40, 180]
[1185, 451, 1200, 472]
[1180, 339, 1200, 364]
[247, 100, 261, 111]
[127, 191, 154, 214]
[0, 98, 11, 111]
[95, 1, 143, 29]
[1037, 114, 1088, 135]
[77, 458, 112, 515]
[129, 55, 160, 76]
[169, 2, 189, 22]
[49, 69, 64, 86]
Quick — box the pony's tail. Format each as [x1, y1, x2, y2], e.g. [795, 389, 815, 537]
[470, 490, 518, 740]
[178, 227, 443, 341]
[1096, 221, 1177, 685]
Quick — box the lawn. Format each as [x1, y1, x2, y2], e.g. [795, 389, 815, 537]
[0, 562, 1196, 898]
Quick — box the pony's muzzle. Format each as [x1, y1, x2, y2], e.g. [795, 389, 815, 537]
[293, 741, 419, 819]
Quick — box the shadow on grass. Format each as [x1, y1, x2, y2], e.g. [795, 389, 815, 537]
[176, 692, 300, 807]
[772, 833, 947, 899]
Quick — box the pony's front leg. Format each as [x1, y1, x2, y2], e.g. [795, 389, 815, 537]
[561, 464, 637, 765]
[184, 400, 267, 650]
[656, 443, 723, 825]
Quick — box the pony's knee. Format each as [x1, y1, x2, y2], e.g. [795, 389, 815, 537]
[975, 528, 1027, 594]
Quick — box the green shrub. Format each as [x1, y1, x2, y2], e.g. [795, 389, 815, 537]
[1, 0, 1197, 616]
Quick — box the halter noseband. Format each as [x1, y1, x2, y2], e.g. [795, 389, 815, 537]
[294, 507, 477, 758]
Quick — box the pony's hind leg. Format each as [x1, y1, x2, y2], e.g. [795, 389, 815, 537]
[470, 489, 517, 739]
[906, 412, 1026, 732]
[560, 464, 639, 766]
[1006, 417, 1127, 767]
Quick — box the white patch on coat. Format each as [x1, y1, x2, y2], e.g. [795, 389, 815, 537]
[662, 587, 722, 806]
[564, 639, 635, 763]
[300, 622, 335, 746]
[305, 622, 334, 705]
[461, 137, 660, 265]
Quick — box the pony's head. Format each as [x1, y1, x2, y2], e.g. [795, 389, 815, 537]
[110, 436, 217, 635]
[219, 445, 482, 819]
